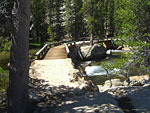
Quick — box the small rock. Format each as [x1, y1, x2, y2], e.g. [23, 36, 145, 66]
[130, 80, 142, 86]
[104, 79, 123, 87]
[129, 75, 149, 82]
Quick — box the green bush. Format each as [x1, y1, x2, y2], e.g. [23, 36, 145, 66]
[47, 25, 55, 42]
[29, 48, 40, 60]
[0, 51, 10, 70]
[0, 67, 9, 92]
[0, 37, 11, 51]
[112, 40, 123, 47]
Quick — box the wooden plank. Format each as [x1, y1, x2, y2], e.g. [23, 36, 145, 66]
[44, 45, 67, 60]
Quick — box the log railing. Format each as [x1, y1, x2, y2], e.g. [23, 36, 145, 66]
[35, 41, 64, 59]
[64, 41, 76, 56]
[35, 44, 49, 59]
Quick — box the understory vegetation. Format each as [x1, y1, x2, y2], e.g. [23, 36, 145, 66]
[0, 67, 8, 92]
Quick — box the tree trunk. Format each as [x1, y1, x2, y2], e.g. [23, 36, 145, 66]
[90, 33, 93, 46]
[7, 0, 30, 113]
[125, 68, 130, 85]
[106, 69, 112, 88]
[105, 0, 109, 38]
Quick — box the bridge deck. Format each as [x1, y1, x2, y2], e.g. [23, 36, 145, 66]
[44, 44, 67, 60]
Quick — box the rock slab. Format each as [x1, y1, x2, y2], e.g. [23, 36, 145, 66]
[55, 92, 123, 113]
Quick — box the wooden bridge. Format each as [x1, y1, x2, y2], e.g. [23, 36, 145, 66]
[35, 41, 75, 60]
[35, 38, 113, 60]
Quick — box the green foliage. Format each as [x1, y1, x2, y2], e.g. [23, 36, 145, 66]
[112, 40, 123, 47]
[31, 0, 48, 42]
[101, 62, 115, 74]
[50, 0, 64, 41]
[0, 67, 9, 91]
[80, 0, 105, 38]
[0, 37, 11, 51]
[29, 42, 43, 49]
[47, 25, 55, 42]
[0, 67, 4, 73]
[104, 0, 115, 37]
[113, 0, 150, 75]
[29, 48, 41, 60]
[0, 51, 10, 70]
[64, 0, 85, 39]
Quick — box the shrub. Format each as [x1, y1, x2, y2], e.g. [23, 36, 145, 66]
[0, 67, 9, 92]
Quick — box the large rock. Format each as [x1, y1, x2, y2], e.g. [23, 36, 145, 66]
[54, 92, 123, 113]
[80, 45, 91, 58]
[80, 44, 107, 60]
[105, 85, 150, 113]
[126, 85, 150, 113]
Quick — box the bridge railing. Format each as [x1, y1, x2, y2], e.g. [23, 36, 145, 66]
[35, 41, 63, 59]
[35, 44, 49, 59]
[64, 41, 76, 56]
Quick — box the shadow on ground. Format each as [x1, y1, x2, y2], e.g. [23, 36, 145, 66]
[29, 77, 97, 113]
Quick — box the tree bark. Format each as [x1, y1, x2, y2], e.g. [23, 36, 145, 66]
[90, 33, 93, 46]
[7, 0, 30, 113]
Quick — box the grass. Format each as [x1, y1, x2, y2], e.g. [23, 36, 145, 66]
[0, 41, 42, 69]
[29, 48, 40, 60]
[29, 42, 43, 49]
[0, 48, 40, 69]
[0, 41, 41, 92]
[0, 48, 40, 92]
[0, 71, 9, 92]
[0, 51, 10, 70]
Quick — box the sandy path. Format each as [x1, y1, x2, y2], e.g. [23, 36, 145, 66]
[30, 59, 86, 88]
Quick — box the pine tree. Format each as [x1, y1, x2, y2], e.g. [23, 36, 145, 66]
[47, 24, 55, 42]
[64, 0, 74, 39]
[52, 0, 64, 41]
[71, 0, 84, 40]
[81, 0, 105, 45]
[31, 0, 48, 42]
